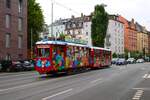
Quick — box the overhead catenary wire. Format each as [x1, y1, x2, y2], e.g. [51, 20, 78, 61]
[53, 1, 80, 15]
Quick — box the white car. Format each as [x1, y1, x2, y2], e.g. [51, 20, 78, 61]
[127, 58, 136, 64]
[136, 59, 144, 63]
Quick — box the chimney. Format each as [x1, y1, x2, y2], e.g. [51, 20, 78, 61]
[131, 18, 134, 23]
[81, 13, 84, 17]
[71, 15, 75, 19]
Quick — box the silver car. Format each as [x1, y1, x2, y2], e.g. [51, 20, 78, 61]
[136, 59, 144, 63]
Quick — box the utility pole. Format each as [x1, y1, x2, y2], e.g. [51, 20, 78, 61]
[31, 28, 33, 59]
[51, 0, 54, 40]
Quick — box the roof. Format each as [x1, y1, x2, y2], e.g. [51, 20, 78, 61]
[36, 40, 88, 47]
[36, 40, 111, 51]
[90, 46, 111, 51]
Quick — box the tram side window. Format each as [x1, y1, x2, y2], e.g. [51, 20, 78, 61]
[52, 46, 65, 60]
[101, 51, 105, 63]
[37, 48, 50, 57]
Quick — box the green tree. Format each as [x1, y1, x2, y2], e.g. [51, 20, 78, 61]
[28, 0, 44, 49]
[112, 53, 117, 58]
[91, 4, 109, 47]
[59, 33, 65, 40]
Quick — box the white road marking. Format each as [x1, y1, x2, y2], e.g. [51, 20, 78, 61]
[132, 88, 144, 90]
[42, 88, 73, 100]
[90, 78, 102, 84]
[133, 87, 150, 91]
[143, 74, 148, 78]
[147, 74, 150, 78]
[143, 74, 150, 79]
[132, 97, 140, 100]
[132, 90, 144, 100]
[0, 78, 57, 94]
[0, 72, 37, 79]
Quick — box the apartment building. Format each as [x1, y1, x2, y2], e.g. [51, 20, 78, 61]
[118, 16, 137, 52]
[136, 23, 149, 54]
[105, 15, 124, 54]
[0, 0, 27, 60]
[48, 14, 92, 46]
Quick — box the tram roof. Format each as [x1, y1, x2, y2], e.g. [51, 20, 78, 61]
[90, 46, 111, 51]
[36, 40, 111, 51]
[36, 40, 88, 47]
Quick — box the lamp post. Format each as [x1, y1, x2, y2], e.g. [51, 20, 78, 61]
[51, 0, 54, 40]
[31, 28, 33, 59]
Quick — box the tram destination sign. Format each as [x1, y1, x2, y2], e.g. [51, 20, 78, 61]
[37, 45, 50, 48]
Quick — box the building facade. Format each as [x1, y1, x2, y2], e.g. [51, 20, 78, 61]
[83, 15, 92, 46]
[148, 32, 150, 55]
[0, 0, 27, 60]
[48, 14, 92, 46]
[105, 15, 124, 54]
[127, 19, 137, 52]
[49, 19, 67, 38]
[136, 23, 149, 54]
[118, 16, 137, 52]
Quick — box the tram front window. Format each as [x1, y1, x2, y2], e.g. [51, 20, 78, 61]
[37, 48, 50, 57]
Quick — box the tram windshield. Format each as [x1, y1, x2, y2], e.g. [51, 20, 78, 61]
[37, 48, 50, 57]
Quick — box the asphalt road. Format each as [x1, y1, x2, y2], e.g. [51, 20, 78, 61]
[0, 63, 150, 100]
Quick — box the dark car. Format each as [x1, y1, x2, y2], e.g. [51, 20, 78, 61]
[116, 58, 127, 65]
[111, 58, 119, 64]
[22, 60, 34, 71]
[0, 62, 2, 71]
[8, 61, 25, 72]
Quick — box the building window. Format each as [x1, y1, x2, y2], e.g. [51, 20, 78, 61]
[5, 33, 11, 48]
[6, 0, 11, 8]
[78, 31, 81, 34]
[67, 24, 70, 29]
[5, 14, 11, 28]
[18, 36, 22, 49]
[18, 0, 23, 13]
[5, 53, 11, 60]
[79, 23, 82, 27]
[73, 23, 76, 28]
[86, 24, 88, 27]
[86, 32, 88, 36]
[18, 18, 23, 31]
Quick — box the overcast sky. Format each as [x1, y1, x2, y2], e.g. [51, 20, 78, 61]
[36, 0, 150, 30]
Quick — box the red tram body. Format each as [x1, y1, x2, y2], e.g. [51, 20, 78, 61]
[35, 41, 111, 74]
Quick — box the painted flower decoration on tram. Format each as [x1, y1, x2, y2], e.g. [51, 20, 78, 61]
[45, 60, 51, 67]
[36, 59, 42, 67]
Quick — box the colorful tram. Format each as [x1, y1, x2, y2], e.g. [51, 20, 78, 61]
[35, 41, 111, 74]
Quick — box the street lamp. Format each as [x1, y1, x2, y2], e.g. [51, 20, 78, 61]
[51, 0, 54, 40]
[31, 28, 33, 59]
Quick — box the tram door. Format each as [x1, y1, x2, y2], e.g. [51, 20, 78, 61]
[90, 48, 94, 67]
[52, 45, 66, 71]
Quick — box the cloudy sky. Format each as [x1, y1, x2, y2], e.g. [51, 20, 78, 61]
[36, 0, 150, 30]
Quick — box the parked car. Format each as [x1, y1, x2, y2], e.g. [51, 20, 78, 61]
[0, 62, 2, 71]
[8, 61, 25, 72]
[127, 58, 136, 64]
[22, 60, 34, 71]
[116, 58, 127, 65]
[136, 58, 144, 63]
[0, 60, 12, 72]
[111, 58, 119, 64]
[144, 57, 150, 62]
